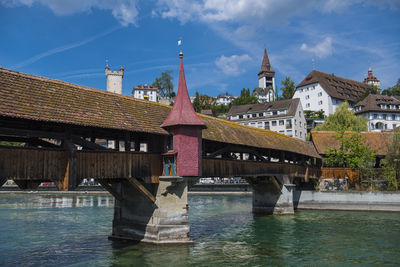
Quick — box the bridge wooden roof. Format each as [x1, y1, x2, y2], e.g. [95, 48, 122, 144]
[310, 131, 392, 156]
[0, 67, 320, 158]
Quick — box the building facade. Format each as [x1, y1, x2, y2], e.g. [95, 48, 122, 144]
[132, 85, 159, 102]
[354, 94, 400, 131]
[227, 98, 307, 140]
[253, 48, 275, 103]
[216, 94, 235, 105]
[294, 70, 369, 116]
[105, 65, 124, 94]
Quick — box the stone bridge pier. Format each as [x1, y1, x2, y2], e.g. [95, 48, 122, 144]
[248, 175, 295, 215]
[109, 178, 194, 244]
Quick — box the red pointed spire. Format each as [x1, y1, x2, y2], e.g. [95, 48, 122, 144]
[161, 52, 206, 129]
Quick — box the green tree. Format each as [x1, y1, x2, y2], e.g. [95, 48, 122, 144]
[212, 104, 231, 116]
[356, 85, 380, 102]
[152, 70, 174, 98]
[192, 91, 216, 113]
[0, 141, 21, 146]
[233, 88, 259, 105]
[280, 76, 295, 99]
[380, 128, 400, 190]
[381, 78, 400, 96]
[324, 132, 375, 168]
[304, 110, 325, 119]
[314, 102, 368, 132]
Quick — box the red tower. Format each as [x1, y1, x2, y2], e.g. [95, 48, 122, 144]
[161, 52, 206, 177]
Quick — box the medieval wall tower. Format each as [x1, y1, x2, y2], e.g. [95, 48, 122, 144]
[105, 64, 124, 94]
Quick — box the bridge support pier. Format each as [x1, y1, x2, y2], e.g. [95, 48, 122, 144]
[250, 176, 295, 215]
[109, 179, 192, 244]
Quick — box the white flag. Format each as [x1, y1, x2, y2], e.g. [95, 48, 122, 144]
[178, 39, 182, 46]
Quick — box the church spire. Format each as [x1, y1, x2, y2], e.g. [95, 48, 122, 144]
[258, 48, 275, 75]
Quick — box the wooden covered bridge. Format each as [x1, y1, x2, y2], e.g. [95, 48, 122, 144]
[0, 53, 321, 243]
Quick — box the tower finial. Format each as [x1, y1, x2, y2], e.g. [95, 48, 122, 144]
[178, 37, 183, 58]
[105, 57, 109, 68]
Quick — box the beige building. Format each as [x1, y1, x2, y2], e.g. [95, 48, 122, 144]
[227, 98, 307, 140]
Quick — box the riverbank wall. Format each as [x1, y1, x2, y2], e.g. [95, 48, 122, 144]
[189, 184, 252, 193]
[294, 190, 400, 212]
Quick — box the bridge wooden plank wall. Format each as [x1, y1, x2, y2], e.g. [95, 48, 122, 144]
[76, 152, 162, 182]
[0, 147, 320, 189]
[0, 147, 163, 185]
[0, 147, 66, 181]
[202, 158, 320, 179]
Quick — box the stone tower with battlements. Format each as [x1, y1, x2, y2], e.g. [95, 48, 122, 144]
[105, 65, 124, 94]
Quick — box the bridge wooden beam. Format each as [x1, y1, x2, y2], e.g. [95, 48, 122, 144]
[70, 135, 110, 151]
[0, 127, 65, 139]
[0, 136, 60, 148]
[126, 177, 156, 203]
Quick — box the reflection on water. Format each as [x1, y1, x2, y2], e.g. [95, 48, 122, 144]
[0, 193, 399, 266]
[0, 194, 114, 209]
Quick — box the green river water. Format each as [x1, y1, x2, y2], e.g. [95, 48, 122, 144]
[0, 193, 399, 266]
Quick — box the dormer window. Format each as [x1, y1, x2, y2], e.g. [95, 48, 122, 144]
[381, 104, 387, 109]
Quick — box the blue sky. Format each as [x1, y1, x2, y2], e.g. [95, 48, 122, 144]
[0, 0, 399, 97]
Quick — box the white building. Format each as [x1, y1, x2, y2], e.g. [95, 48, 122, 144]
[132, 85, 159, 102]
[227, 98, 307, 140]
[253, 48, 275, 103]
[354, 94, 400, 131]
[105, 65, 124, 94]
[293, 70, 369, 116]
[216, 94, 235, 105]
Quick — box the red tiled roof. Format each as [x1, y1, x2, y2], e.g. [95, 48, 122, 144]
[0, 67, 320, 158]
[297, 70, 369, 103]
[311, 131, 392, 156]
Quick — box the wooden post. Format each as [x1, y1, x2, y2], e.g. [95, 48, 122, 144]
[280, 151, 285, 163]
[57, 139, 78, 191]
[134, 141, 140, 152]
[124, 133, 131, 152]
[115, 139, 120, 151]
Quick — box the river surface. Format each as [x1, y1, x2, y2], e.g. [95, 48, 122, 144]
[0, 193, 399, 266]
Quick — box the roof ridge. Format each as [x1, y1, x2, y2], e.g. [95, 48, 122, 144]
[0, 66, 171, 109]
[198, 113, 299, 141]
[311, 70, 367, 86]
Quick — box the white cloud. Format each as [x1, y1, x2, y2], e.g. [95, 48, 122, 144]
[0, 0, 139, 26]
[215, 54, 251, 76]
[300, 37, 334, 59]
[155, 0, 399, 25]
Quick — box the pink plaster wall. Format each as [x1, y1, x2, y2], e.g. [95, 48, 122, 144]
[171, 127, 202, 177]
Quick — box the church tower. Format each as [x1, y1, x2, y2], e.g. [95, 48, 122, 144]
[256, 48, 276, 102]
[105, 64, 124, 94]
[363, 65, 380, 89]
